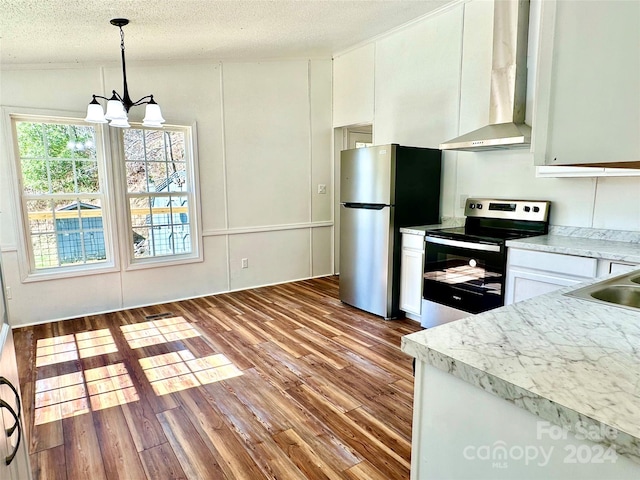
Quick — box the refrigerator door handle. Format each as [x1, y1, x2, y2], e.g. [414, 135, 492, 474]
[342, 203, 387, 210]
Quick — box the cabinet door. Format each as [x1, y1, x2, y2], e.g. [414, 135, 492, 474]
[505, 268, 582, 305]
[400, 248, 424, 316]
[536, 0, 640, 166]
[0, 327, 32, 480]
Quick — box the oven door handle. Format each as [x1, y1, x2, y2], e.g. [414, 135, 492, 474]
[424, 235, 501, 253]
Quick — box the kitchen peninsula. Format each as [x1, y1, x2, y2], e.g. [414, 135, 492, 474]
[402, 274, 640, 479]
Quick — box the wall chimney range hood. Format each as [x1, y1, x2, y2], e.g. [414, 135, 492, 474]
[440, 0, 531, 152]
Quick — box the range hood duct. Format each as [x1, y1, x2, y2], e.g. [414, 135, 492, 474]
[440, 0, 531, 152]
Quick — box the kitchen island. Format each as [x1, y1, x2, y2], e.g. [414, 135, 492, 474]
[402, 273, 640, 479]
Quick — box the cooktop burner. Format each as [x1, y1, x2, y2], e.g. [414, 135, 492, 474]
[425, 198, 551, 244]
[426, 226, 535, 244]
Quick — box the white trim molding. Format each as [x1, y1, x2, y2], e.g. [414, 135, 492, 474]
[203, 220, 333, 237]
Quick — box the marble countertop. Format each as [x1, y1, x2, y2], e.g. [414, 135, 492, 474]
[507, 228, 640, 264]
[402, 277, 640, 462]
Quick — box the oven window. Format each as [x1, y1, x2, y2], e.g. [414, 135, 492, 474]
[424, 254, 502, 295]
[423, 242, 505, 313]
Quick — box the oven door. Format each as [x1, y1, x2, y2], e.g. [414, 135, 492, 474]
[423, 236, 505, 314]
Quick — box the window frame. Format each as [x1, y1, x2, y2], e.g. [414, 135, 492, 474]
[7, 111, 120, 282]
[113, 122, 202, 270]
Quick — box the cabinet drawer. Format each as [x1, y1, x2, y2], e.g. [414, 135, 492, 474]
[608, 262, 640, 275]
[508, 249, 597, 278]
[402, 233, 425, 250]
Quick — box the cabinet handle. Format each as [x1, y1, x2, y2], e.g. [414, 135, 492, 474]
[0, 377, 22, 465]
[0, 377, 20, 420]
[0, 399, 21, 465]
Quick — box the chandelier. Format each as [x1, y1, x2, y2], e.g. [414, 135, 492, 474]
[84, 19, 165, 128]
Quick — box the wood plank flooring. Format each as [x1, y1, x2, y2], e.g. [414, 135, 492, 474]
[13, 276, 422, 480]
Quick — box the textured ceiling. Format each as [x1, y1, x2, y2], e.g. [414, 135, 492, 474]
[0, 0, 453, 65]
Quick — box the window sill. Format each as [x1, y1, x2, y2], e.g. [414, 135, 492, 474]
[124, 252, 204, 272]
[21, 262, 120, 283]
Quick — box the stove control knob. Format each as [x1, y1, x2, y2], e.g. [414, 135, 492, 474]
[533, 206, 540, 213]
[524, 206, 531, 212]
[469, 203, 476, 209]
[476, 203, 483, 209]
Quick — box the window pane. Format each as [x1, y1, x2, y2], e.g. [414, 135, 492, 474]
[32, 234, 59, 269]
[169, 162, 188, 191]
[130, 197, 151, 227]
[47, 159, 76, 193]
[125, 162, 148, 193]
[165, 131, 185, 161]
[147, 162, 169, 192]
[144, 130, 165, 162]
[16, 122, 46, 158]
[172, 196, 189, 226]
[123, 129, 145, 161]
[132, 228, 150, 258]
[21, 159, 50, 194]
[27, 200, 54, 234]
[75, 160, 100, 193]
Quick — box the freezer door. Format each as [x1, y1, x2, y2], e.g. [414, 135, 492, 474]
[340, 144, 395, 205]
[339, 204, 394, 318]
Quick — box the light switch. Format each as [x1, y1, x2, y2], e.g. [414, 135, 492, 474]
[318, 184, 326, 194]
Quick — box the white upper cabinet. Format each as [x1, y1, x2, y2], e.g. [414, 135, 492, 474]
[533, 0, 640, 167]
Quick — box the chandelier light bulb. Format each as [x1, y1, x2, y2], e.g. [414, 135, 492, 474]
[105, 95, 127, 121]
[142, 98, 166, 127]
[84, 97, 108, 124]
[109, 117, 131, 128]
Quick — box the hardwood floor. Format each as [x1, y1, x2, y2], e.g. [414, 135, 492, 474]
[13, 276, 422, 479]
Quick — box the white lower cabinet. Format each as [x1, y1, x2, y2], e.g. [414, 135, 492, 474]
[505, 249, 598, 305]
[411, 362, 640, 479]
[399, 233, 425, 319]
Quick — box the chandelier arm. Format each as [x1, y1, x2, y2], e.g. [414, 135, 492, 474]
[130, 95, 155, 107]
[92, 94, 111, 102]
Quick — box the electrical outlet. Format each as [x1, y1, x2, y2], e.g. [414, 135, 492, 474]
[241, 258, 248, 269]
[317, 184, 326, 194]
[5, 287, 11, 300]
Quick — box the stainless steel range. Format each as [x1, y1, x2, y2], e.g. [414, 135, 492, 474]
[421, 198, 550, 328]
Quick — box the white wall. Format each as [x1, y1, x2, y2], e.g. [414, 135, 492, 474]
[0, 57, 334, 327]
[332, 0, 640, 230]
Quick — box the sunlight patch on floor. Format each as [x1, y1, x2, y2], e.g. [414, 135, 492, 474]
[33, 362, 139, 425]
[139, 349, 242, 395]
[120, 316, 201, 349]
[35, 330, 118, 367]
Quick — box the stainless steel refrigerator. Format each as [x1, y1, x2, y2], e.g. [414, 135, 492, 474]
[339, 144, 441, 319]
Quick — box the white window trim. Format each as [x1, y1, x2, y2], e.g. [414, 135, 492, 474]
[112, 121, 203, 271]
[4, 108, 120, 283]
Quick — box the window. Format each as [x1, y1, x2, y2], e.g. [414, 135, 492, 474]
[12, 117, 112, 274]
[121, 126, 198, 264]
